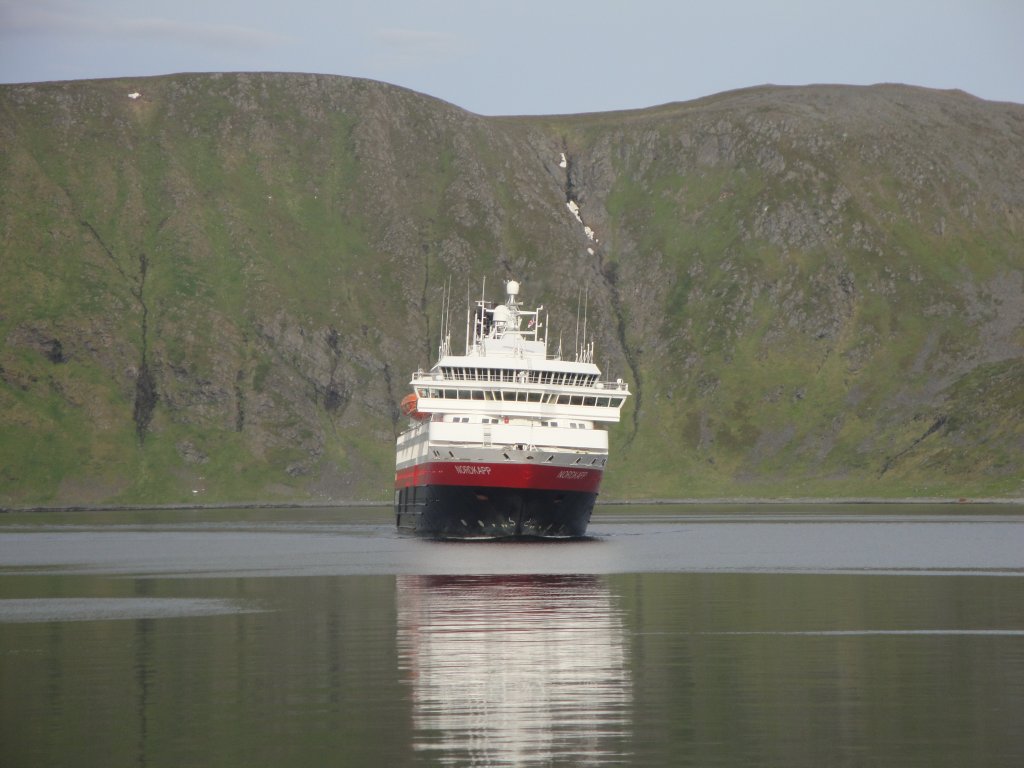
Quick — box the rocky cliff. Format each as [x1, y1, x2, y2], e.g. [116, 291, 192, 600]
[1, 73, 1022, 506]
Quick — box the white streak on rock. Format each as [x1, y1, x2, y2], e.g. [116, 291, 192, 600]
[567, 200, 582, 223]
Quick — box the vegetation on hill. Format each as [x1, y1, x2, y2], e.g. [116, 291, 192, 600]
[1, 74, 1021, 506]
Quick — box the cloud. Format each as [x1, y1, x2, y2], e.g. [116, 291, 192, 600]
[373, 27, 467, 59]
[0, 1, 293, 49]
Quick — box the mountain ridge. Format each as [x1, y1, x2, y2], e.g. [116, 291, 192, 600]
[1, 73, 1022, 506]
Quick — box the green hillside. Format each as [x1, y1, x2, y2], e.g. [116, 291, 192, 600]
[1, 73, 1022, 507]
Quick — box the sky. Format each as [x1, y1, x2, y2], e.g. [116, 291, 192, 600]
[1, 0, 1021, 116]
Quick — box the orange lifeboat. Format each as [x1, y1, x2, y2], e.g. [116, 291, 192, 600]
[400, 392, 430, 421]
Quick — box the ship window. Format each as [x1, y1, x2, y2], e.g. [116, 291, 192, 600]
[556, 394, 569, 405]
[472, 390, 484, 400]
[584, 396, 596, 406]
[596, 397, 609, 407]
[570, 395, 583, 405]
[527, 392, 542, 402]
[611, 398, 623, 407]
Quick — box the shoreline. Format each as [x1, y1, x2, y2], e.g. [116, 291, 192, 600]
[598, 497, 1024, 506]
[3, 497, 1023, 513]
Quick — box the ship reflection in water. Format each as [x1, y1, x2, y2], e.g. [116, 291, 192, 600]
[396, 574, 632, 765]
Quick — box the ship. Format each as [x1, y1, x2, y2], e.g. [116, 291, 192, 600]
[395, 278, 630, 538]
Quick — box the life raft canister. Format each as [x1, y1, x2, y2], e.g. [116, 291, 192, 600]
[400, 392, 430, 421]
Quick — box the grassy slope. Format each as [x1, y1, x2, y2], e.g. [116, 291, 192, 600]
[1, 76, 1022, 506]
[558, 87, 1024, 498]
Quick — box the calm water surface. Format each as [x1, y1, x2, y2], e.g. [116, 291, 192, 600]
[1, 504, 1023, 767]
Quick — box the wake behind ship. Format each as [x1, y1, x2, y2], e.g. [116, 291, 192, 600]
[395, 279, 630, 538]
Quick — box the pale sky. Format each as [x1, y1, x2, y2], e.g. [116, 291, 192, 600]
[1, 0, 1021, 115]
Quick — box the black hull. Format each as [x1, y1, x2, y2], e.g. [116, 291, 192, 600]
[396, 484, 596, 539]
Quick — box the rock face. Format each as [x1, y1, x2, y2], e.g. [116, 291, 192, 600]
[1, 74, 1022, 506]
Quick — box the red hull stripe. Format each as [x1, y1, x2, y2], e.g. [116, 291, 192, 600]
[395, 461, 603, 493]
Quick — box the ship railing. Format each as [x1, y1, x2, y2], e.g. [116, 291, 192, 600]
[411, 369, 629, 392]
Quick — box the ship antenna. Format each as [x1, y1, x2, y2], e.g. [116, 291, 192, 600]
[582, 286, 589, 362]
[464, 279, 471, 354]
[447, 276, 453, 353]
[439, 276, 453, 358]
[437, 281, 444, 358]
[574, 287, 582, 361]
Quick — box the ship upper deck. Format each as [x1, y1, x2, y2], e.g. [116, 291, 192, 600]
[407, 278, 630, 425]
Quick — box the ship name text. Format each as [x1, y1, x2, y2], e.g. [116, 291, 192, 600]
[453, 465, 492, 476]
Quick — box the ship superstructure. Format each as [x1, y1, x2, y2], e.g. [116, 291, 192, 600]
[395, 279, 629, 538]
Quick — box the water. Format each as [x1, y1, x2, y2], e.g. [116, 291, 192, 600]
[2, 504, 1023, 767]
